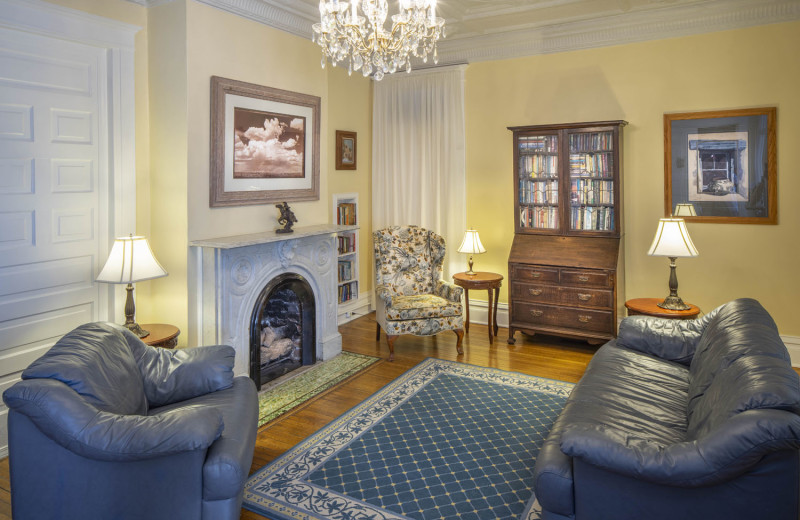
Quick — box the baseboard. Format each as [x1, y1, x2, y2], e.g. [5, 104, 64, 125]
[337, 292, 373, 325]
[465, 299, 509, 328]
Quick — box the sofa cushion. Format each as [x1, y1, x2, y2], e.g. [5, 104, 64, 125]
[385, 294, 462, 320]
[22, 322, 147, 416]
[534, 341, 689, 517]
[686, 299, 800, 438]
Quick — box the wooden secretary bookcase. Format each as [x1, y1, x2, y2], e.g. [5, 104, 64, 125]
[507, 120, 626, 344]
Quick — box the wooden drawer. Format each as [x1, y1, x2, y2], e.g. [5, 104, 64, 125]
[561, 269, 611, 288]
[512, 264, 559, 284]
[511, 283, 559, 304]
[552, 306, 613, 333]
[512, 302, 613, 334]
[559, 286, 613, 309]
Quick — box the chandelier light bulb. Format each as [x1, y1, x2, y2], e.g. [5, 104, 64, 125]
[313, 0, 445, 80]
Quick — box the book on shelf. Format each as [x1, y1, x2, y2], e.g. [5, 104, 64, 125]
[337, 203, 357, 225]
[337, 234, 356, 255]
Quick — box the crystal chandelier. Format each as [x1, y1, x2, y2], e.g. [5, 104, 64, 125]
[312, 0, 445, 81]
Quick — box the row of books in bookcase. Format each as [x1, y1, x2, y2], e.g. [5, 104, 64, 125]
[338, 281, 358, 304]
[569, 152, 613, 177]
[520, 206, 558, 230]
[569, 132, 613, 152]
[337, 203, 357, 225]
[519, 179, 558, 204]
[570, 179, 614, 205]
[571, 206, 615, 231]
[518, 135, 558, 153]
[338, 259, 354, 283]
[337, 234, 355, 254]
[519, 155, 558, 178]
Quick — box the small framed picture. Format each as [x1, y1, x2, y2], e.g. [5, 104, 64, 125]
[664, 107, 777, 224]
[336, 130, 357, 170]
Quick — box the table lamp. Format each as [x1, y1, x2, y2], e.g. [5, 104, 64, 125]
[647, 218, 698, 310]
[457, 229, 486, 276]
[673, 203, 697, 217]
[96, 235, 168, 337]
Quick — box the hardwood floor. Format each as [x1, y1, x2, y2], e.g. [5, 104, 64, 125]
[0, 313, 628, 519]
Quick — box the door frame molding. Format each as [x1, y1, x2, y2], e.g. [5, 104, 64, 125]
[0, 0, 140, 459]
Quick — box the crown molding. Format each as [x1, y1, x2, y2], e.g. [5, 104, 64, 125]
[126, 0, 800, 64]
[435, 0, 800, 65]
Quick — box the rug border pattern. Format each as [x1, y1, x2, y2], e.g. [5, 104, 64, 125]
[244, 358, 574, 520]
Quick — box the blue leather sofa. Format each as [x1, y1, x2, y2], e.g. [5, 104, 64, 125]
[2, 322, 258, 520]
[533, 298, 800, 520]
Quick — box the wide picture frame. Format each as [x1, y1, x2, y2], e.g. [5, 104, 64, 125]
[664, 107, 777, 224]
[210, 76, 321, 207]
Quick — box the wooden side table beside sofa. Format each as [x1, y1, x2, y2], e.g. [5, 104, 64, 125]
[624, 298, 700, 320]
[452, 272, 503, 345]
[140, 323, 180, 349]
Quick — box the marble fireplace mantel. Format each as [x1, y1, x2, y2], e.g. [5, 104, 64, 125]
[188, 224, 357, 378]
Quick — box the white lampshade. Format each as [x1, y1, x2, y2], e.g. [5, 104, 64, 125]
[457, 229, 487, 255]
[647, 218, 699, 258]
[673, 203, 697, 217]
[97, 235, 168, 283]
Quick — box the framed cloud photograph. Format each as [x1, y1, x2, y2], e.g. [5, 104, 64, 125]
[210, 76, 320, 207]
[335, 130, 357, 170]
[664, 107, 776, 224]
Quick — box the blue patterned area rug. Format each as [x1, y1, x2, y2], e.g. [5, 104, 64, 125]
[243, 358, 574, 520]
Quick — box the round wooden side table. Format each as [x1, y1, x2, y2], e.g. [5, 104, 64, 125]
[140, 323, 180, 349]
[452, 272, 504, 344]
[624, 298, 700, 320]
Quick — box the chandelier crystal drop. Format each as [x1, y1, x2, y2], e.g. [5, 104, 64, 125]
[312, 0, 445, 80]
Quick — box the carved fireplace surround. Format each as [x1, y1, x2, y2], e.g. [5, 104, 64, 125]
[189, 224, 355, 378]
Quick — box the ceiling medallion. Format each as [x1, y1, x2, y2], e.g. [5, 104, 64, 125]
[312, 0, 445, 80]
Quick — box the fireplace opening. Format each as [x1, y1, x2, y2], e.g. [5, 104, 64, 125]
[249, 273, 316, 389]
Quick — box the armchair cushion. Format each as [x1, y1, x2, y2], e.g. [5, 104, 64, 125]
[435, 280, 463, 302]
[120, 327, 235, 407]
[20, 322, 148, 415]
[384, 294, 462, 320]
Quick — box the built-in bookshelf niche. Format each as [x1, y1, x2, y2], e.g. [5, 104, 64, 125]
[332, 193, 360, 324]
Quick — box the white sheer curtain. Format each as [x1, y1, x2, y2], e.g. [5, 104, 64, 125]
[372, 65, 467, 278]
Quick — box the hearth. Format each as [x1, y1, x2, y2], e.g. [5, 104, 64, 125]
[250, 273, 315, 389]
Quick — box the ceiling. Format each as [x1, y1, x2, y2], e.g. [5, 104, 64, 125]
[139, 0, 800, 65]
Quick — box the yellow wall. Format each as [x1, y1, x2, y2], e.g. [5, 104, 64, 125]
[146, 0, 189, 332]
[465, 21, 800, 335]
[326, 67, 374, 301]
[185, 1, 332, 241]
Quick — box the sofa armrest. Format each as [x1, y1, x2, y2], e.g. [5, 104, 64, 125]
[3, 379, 223, 462]
[119, 327, 235, 407]
[435, 280, 463, 302]
[560, 409, 800, 487]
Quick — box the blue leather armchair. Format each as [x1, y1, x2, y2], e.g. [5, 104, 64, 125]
[2, 322, 258, 520]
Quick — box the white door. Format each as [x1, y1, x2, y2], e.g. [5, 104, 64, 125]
[0, 22, 114, 452]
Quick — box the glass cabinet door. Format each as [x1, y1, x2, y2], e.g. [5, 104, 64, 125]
[567, 130, 616, 233]
[517, 134, 560, 232]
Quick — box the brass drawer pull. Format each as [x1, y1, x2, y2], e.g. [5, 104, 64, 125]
[578, 275, 590, 282]
[529, 288, 543, 296]
[578, 315, 592, 323]
[530, 310, 544, 317]
[531, 272, 542, 278]
[577, 293, 592, 301]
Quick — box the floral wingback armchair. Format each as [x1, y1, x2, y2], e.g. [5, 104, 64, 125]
[373, 225, 464, 361]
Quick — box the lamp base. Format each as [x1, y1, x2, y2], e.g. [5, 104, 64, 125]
[465, 256, 476, 276]
[125, 321, 150, 338]
[657, 294, 691, 311]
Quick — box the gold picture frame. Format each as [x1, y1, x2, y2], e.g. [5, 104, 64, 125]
[335, 130, 357, 170]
